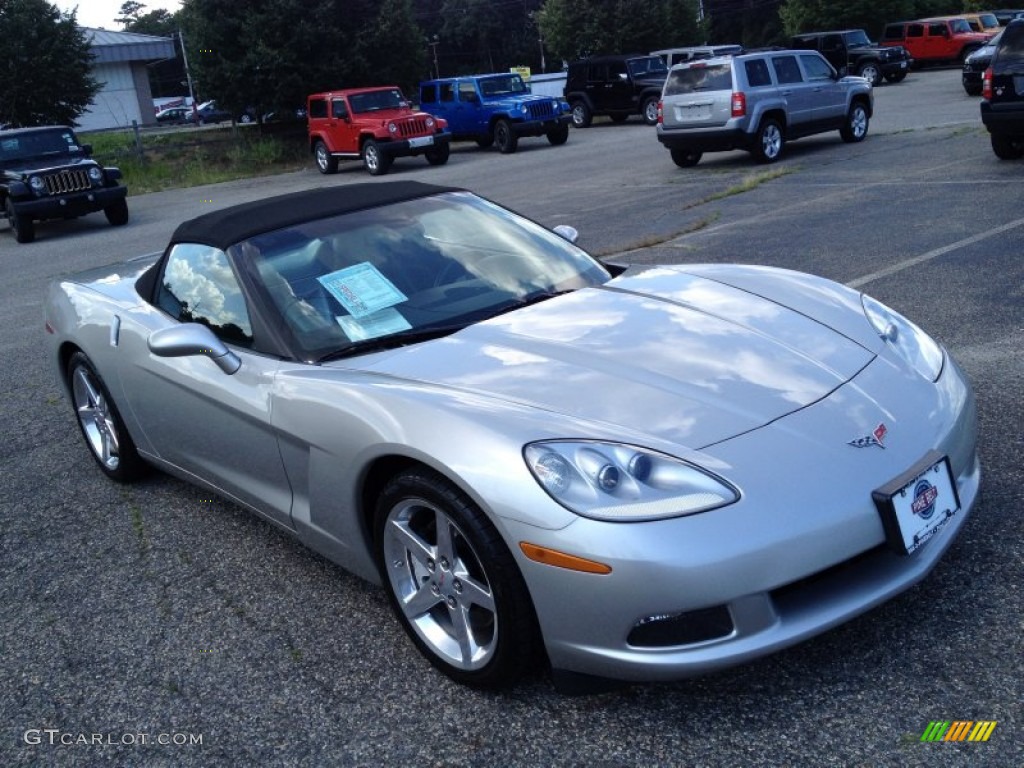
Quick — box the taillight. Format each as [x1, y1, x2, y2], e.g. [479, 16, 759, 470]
[731, 92, 746, 118]
[657, 100, 663, 124]
[982, 66, 993, 100]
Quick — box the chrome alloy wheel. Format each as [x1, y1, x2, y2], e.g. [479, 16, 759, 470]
[849, 105, 868, 139]
[72, 365, 121, 471]
[762, 122, 782, 160]
[382, 497, 498, 671]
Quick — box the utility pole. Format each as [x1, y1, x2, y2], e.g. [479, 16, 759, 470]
[178, 28, 199, 122]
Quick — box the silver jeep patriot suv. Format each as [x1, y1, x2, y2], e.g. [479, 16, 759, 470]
[656, 50, 873, 167]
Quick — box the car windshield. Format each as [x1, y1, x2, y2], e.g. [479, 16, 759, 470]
[845, 30, 872, 46]
[479, 76, 528, 96]
[349, 89, 407, 112]
[234, 191, 610, 360]
[628, 56, 669, 78]
[0, 128, 82, 163]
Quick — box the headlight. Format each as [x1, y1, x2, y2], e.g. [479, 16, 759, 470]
[521, 103, 529, 115]
[88, 166, 103, 182]
[425, 116, 435, 129]
[387, 122, 397, 134]
[524, 441, 739, 522]
[29, 176, 47, 194]
[862, 294, 944, 381]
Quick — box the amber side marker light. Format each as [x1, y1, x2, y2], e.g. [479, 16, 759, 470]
[519, 542, 612, 574]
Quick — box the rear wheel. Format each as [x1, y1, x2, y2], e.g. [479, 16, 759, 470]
[546, 124, 569, 145]
[375, 469, 540, 688]
[5, 198, 35, 243]
[670, 147, 702, 167]
[424, 142, 450, 166]
[753, 118, 784, 163]
[991, 134, 1024, 160]
[362, 139, 393, 175]
[840, 102, 869, 143]
[641, 96, 660, 126]
[494, 119, 518, 154]
[314, 140, 338, 174]
[67, 351, 147, 482]
[104, 198, 129, 226]
[570, 100, 592, 128]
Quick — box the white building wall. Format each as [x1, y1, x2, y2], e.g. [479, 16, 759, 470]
[76, 62, 151, 131]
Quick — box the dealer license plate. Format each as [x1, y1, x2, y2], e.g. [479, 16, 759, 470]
[408, 136, 434, 148]
[872, 451, 960, 555]
[900, 61, 907, 69]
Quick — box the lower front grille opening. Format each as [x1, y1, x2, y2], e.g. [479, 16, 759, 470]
[628, 605, 734, 648]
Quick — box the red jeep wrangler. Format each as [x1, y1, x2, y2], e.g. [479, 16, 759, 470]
[881, 19, 990, 64]
[307, 87, 451, 176]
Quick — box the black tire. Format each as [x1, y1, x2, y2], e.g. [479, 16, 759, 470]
[374, 469, 541, 688]
[840, 102, 870, 143]
[314, 140, 338, 174]
[475, 135, 494, 149]
[546, 124, 569, 146]
[753, 117, 784, 163]
[5, 198, 35, 243]
[963, 84, 982, 96]
[641, 96, 660, 126]
[886, 71, 907, 83]
[362, 139, 393, 175]
[609, 113, 629, 123]
[493, 119, 518, 154]
[67, 351, 148, 482]
[424, 142, 450, 166]
[670, 147, 702, 168]
[856, 62, 882, 87]
[570, 100, 592, 128]
[104, 198, 129, 226]
[991, 134, 1024, 160]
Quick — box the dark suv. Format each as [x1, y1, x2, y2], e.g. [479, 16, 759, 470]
[791, 29, 911, 86]
[980, 19, 1024, 158]
[1, 125, 128, 244]
[564, 54, 669, 127]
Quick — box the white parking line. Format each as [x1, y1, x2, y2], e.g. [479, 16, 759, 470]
[848, 217, 1024, 289]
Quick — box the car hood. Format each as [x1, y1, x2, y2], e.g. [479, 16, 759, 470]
[484, 94, 561, 108]
[1, 156, 97, 175]
[362, 267, 875, 449]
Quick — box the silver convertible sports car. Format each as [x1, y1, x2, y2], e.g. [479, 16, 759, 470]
[45, 182, 980, 691]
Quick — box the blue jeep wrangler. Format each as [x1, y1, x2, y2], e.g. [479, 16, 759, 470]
[418, 73, 571, 153]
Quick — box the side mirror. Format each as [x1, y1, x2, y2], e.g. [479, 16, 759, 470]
[148, 323, 241, 375]
[553, 224, 579, 243]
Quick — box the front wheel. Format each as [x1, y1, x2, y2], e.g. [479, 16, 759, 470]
[753, 118, 784, 163]
[570, 100, 592, 128]
[670, 147, 702, 167]
[362, 139, 393, 175]
[493, 119, 518, 154]
[375, 469, 540, 688]
[314, 140, 338, 174]
[991, 134, 1024, 160]
[641, 96, 660, 126]
[856, 62, 882, 87]
[104, 198, 129, 226]
[840, 102, 869, 143]
[424, 142, 450, 166]
[67, 352, 147, 482]
[5, 198, 35, 243]
[546, 124, 569, 146]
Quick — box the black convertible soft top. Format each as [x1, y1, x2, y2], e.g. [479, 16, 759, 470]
[169, 181, 460, 251]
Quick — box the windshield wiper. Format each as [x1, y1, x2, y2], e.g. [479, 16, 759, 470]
[316, 322, 468, 362]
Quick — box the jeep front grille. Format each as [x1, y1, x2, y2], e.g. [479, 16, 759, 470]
[526, 101, 555, 120]
[395, 118, 429, 138]
[42, 169, 92, 194]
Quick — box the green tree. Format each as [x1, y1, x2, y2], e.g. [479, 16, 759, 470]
[0, 0, 100, 127]
[115, 1, 145, 26]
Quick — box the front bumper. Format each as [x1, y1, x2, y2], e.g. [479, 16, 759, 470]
[12, 185, 126, 222]
[509, 353, 980, 683]
[880, 58, 910, 77]
[378, 131, 451, 158]
[511, 114, 573, 137]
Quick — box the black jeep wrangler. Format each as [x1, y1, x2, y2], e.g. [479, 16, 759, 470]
[1, 125, 128, 243]
[564, 54, 669, 127]
[791, 30, 912, 86]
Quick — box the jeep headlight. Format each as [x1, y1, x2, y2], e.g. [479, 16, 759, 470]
[425, 116, 435, 129]
[525, 441, 739, 522]
[862, 294, 944, 381]
[29, 176, 47, 194]
[88, 166, 103, 183]
[387, 122, 397, 134]
[521, 103, 529, 115]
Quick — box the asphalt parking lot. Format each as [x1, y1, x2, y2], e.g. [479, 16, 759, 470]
[3, 67, 1022, 767]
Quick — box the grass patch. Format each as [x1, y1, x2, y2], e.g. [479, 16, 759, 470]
[701, 166, 795, 204]
[88, 125, 309, 195]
